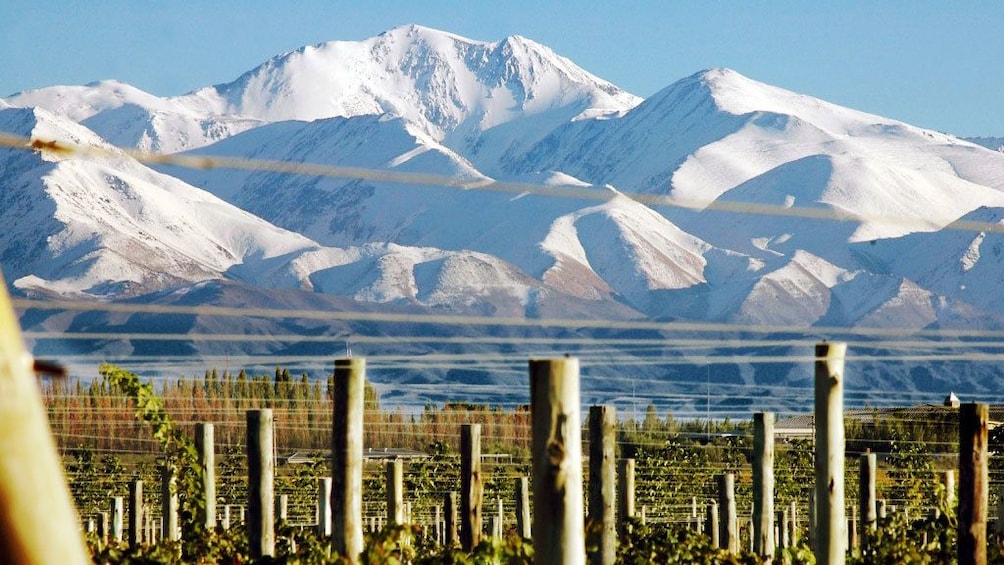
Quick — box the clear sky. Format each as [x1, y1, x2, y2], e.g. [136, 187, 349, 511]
[2, 1, 1001, 137]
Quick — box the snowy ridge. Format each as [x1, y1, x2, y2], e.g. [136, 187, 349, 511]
[1, 106, 548, 311]
[198, 25, 640, 133]
[8, 26, 1004, 401]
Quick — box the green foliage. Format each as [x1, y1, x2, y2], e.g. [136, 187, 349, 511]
[617, 519, 766, 565]
[99, 364, 207, 560]
[65, 366, 984, 563]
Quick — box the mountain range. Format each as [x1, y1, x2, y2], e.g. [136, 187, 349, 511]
[4, 24, 1004, 410]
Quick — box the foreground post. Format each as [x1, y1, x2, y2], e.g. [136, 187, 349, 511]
[460, 423, 483, 551]
[318, 477, 333, 536]
[808, 489, 816, 549]
[111, 497, 124, 542]
[162, 465, 179, 541]
[516, 476, 531, 538]
[790, 500, 800, 546]
[859, 452, 877, 555]
[332, 358, 365, 561]
[718, 473, 738, 553]
[707, 500, 720, 547]
[959, 403, 989, 565]
[98, 512, 109, 541]
[945, 470, 957, 510]
[618, 458, 636, 524]
[0, 281, 89, 563]
[777, 508, 789, 549]
[692, 497, 699, 531]
[494, 498, 504, 538]
[247, 409, 275, 559]
[387, 459, 404, 525]
[753, 412, 775, 559]
[129, 480, 143, 547]
[445, 491, 459, 546]
[589, 405, 617, 565]
[195, 422, 216, 530]
[530, 358, 585, 564]
[434, 505, 442, 543]
[815, 341, 847, 565]
[278, 494, 288, 522]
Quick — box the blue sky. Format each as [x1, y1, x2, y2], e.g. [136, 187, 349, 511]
[3, 1, 1001, 136]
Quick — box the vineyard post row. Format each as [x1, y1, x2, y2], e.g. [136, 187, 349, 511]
[73, 342, 993, 564]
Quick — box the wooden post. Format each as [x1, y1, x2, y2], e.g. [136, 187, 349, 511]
[877, 499, 887, 521]
[98, 511, 109, 541]
[747, 517, 754, 552]
[618, 458, 636, 523]
[848, 504, 859, 553]
[111, 497, 124, 542]
[815, 341, 847, 565]
[144, 510, 153, 544]
[195, 422, 216, 530]
[707, 500, 720, 548]
[718, 473, 738, 553]
[516, 476, 532, 539]
[959, 403, 989, 565]
[318, 477, 333, 536]
[529, 358, 585, 565]
[777, 508, 790, 549]
[859, 452, 877, 554]
[128, 480, 143, 547]
[808, 488, 816, 550]
[278, 494, 288, 522]
[692, 497, 699, 532]
[247, 409, 275, 559]
[332, 357, 364, 561]
[222, 505, 231, 531]
[588, 405, 617, 565]
[753, 412, 775, 558]
[496, 498, 503, 537]
[460, 423, 483, 551]
[445, 491, 459, 546]
[944, 470, 957, 511]
[790, 500, 799, 546]
[386, 459, 404, 526]
[162, 465, 179, 541]
[434, 505, 442, 544]
[0, 281, 89, 562]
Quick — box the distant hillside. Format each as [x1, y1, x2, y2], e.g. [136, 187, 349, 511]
[6, 25, 1004, 408]
[965, 136, 1004, 152]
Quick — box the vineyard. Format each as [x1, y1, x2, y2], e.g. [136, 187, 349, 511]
[24, 352, 1004, 564]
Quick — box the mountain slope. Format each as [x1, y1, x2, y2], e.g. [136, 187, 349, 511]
[5, 25, 640, 159]
[6, 80, 262, 153]
[505, 69, 1004, 242]
[0, 106, 627, 317]
[8, 26, 1004, 405]
[0, 106, 330, 297]
[194, 25, 640, 137]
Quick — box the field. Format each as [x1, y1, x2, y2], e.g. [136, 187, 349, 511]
[36, 358, 1004, 564]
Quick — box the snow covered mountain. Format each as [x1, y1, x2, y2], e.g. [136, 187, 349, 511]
[0, 106, 594, 316]
[5, 80, 263, 154]
[6, 25, 1004, 404]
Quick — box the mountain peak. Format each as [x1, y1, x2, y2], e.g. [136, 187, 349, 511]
[196, 25, 639, 139]
[379, 23, 472, 42]
[644, 67, 919, 139]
